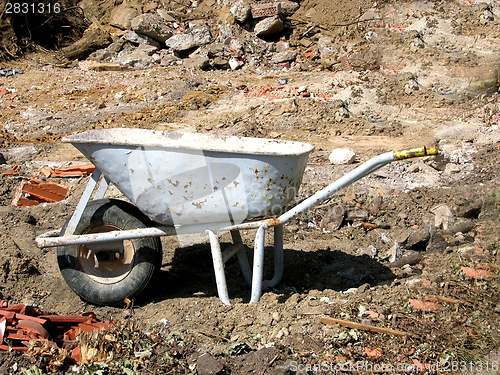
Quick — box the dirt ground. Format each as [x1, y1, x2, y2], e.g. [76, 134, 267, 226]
[1, 0, 500, 374]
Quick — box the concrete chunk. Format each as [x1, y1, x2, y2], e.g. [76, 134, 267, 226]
[165, 27, 212, 52]
[230, 0, 251, 23]
[122, 31, 162, 48]
[271, 50, 297, 63]
[110, 5, 140, 30]
[254, 16, 284, 38]
[131, 14, 173, 42]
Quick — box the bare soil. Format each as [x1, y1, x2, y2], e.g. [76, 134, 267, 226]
[1, 0, 500, 374]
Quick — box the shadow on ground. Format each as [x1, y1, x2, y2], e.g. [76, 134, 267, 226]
[143, 242, 396, 304]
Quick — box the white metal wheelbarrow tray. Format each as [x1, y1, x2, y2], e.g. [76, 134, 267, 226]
[35, 128, 438, 306]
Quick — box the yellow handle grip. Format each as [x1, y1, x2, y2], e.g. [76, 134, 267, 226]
[393, 146, 439, 160]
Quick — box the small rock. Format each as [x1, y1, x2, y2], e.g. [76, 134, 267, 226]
[329, 148, 356, 165]
[389, 242, 403, 263]
[213, 57, 229, 69]
[136, 44, 159, 55]
[156, 9, 179, 22]
[254, 16, 284, 38]
[230, 0, 251, 23]
[444, 163, 460, 174]
[277, 78, 288, 85]
[318, 36, 336, 60]
[405, 227, 431, 249]
[229, 57, 244, 70]
[165, 27, 212, 52]
[183, 55, 210, 70]
[114, 52, 155, 67]
[271, 50, 297, 64]
[431, 204, 454, 230]
[110, 5, 140, 30]
[122, 31, 162, 48]
[131, 13, 173, 42]
[272, 311, 281, 323]
[279, 1, 300, 17]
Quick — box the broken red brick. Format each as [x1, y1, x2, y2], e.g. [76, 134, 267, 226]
[364, 347, 383, 357]
[1, 171, 18, 177]
[461, 266, 494, 280]
[251, 3, 281, 18]
[51, 163, 95, 177]
[12, 179, 69, 207]
[409, 298, 442, 312]
[0, 301, 112, 362]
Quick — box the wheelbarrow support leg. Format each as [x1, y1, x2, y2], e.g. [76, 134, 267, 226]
[62, 169, 102, 236]
[230, 230, 253, 287]
[250, 224, 268, 303]
[206, 230, 230, 305]
[262, 224, 283, 289]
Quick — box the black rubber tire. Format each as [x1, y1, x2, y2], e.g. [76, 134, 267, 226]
[57, 199, 162, 306]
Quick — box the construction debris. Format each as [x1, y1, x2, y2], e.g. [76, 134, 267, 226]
[12, 179, 69, 207]
[0, 301, 111, 364]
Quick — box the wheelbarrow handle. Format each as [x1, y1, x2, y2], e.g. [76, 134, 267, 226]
[393, 146, 439, 160]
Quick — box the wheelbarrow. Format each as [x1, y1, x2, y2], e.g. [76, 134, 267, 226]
[35, 128, 438, 306]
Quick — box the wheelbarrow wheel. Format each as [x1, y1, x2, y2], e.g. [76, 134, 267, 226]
[57, 198, 162, 306]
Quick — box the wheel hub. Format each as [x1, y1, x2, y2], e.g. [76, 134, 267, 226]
[77, 225, 135, 284]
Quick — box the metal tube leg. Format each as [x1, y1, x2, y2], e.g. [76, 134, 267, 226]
[206, 230, 230, 305]
[250, 224, 268, 303]
[263, 224, 284, 289]
[63, 169, 102, 236]
[230, 230, 253, 287]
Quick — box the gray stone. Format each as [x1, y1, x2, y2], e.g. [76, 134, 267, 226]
[131, 14, 173, 43]
[271, 50, 297, 63]
[228, 38, 245, 55]
[276, 41, 290, 52]
[183, 55, 210, 70]
[136, 44, 159, 55]
[279, 1, 300, 17]
[254, 16, 284, 38]
[160, 54, 182, 66]
[88, 48, 114, 62]
[208, 44, 224, 57]
[122, 31, 162, 48]
[110, 5, 140, 30]
[106, 39, 127, 54]
[114, 52, 155, 67]
[165, 27, 212, 52]
[406, 227, 431, 249]
[230, 0, 251, 23]
[156, 9, 179, 22]
[318, 36, 336, 60]
[213, 56, 229, 69]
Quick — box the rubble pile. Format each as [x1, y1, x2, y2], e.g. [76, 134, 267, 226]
[63, 0, 309, 71]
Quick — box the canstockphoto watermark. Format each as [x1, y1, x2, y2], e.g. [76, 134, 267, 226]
[288, 360, 500, 373]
